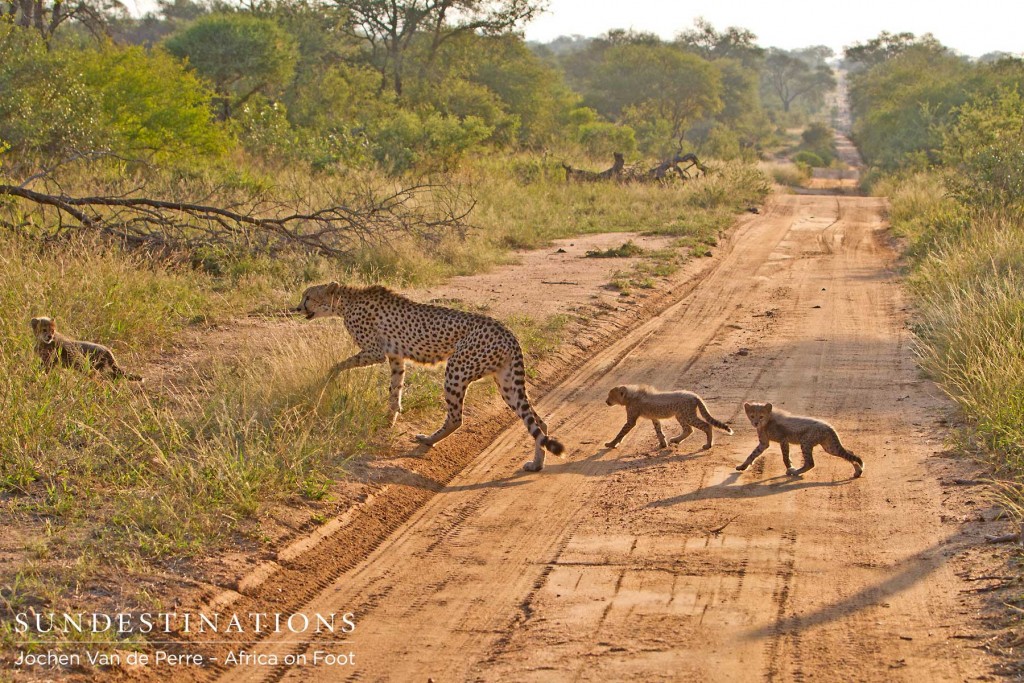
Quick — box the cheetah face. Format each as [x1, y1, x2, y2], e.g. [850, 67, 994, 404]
[31, 317, 56, 344]
[744, 402, 773, 428]
[606, 386, 626, 406]
[294, 282, 341, 320]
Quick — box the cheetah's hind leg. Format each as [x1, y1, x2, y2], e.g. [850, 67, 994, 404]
[414, 348, 489, 446]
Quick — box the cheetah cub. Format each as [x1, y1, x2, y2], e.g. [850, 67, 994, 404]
[31, 317, 143, 381]
[736, 402, 863, 478]
[604, 385, 733, 450]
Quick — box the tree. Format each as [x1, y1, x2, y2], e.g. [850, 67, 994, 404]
[589, 43, 721, 150]
[165, 13, 298, 119]
[846, 43, 970, 169]
[675, 17, 763, 68]
[336, 0, 545, 97]
[843, 31, 943, 72]
[1, 0, 122, 45]
[762, 48, 835, 113]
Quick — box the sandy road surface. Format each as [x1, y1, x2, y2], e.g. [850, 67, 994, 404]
[216, 194, 992, 682]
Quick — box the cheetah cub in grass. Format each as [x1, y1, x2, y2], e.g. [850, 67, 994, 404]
[31, 317, 143, 381]
[736, 402, 863, 478]
[604, 385, 733, 450]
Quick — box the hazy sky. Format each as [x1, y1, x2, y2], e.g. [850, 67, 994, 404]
[523, 0, 1024, 58]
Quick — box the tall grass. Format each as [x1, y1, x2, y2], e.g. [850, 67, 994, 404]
[910, 215, 1024, 471]
[885, 172, 1024, 476]
[0, 152, 769, 628]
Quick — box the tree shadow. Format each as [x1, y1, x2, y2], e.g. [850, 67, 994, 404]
[741, 535, 956, 640]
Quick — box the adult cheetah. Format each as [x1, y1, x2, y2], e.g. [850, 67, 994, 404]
[294, 282, 565, 471]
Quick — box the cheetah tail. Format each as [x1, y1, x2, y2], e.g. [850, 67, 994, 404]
[696, 398, 733, 434]
[542, 436, 565, 456]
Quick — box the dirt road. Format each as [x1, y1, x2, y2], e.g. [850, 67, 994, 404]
[216, 193, 994, 682]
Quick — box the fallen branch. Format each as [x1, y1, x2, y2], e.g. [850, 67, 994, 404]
[624, 153, 710, 183]
[561, 152, 709, 185]
[562, 153, 625, 182]
[985, 532, 1021, 544]
[0, 181, 474, 259]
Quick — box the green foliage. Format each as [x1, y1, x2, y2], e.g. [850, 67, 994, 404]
[848, 43, 970, 170]
[572, 110, 637, 157]
[369, 110, 493, 174]
[794, 122, 835, 166]
[792, 150, 824, 168]
[0, 24, 99, 163]
[78, 45, 231, 162]
[843, 31, 942, 72]
[427, 33, 579, 147]
[675, 18, 764, 68]
[165, 13, 298, 118]
[0, 24, 228, 172]
[232, 95, 298, 159]
[587, 43, 722, 151]
[943, 88, 1024, 210]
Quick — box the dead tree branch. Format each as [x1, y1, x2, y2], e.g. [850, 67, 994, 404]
[562, 152, 625, 182]
[562, 152, 709, 185]
[0, 181, 475, 258]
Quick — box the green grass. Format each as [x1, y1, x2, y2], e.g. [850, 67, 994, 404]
[883, 171, 1024, 482]
[585, 240, 645, 258]
[0, 151, 769, 648]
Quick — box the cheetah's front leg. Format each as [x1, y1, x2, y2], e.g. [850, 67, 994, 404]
[605, 417, 637, 448]
[326, 349, 385, 380]
[387, 356, 406, 427]
[736, 440, 769, 471]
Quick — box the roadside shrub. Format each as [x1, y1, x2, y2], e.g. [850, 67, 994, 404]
[942, 88, 1024, 211]
[792, 150, 825, 168]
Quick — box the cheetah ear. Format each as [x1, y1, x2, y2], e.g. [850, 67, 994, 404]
[326, 281, 341, 295]
[743, 402, 751, 409]
[765, 402, 773, 413]
[30, 317, 39, 331]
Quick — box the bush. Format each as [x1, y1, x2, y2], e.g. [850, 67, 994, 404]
[0, 25, 99, 165]
[942, 88, 1024, 211]
[78, 46, 231, 163]
[0, 25, 230, 173]
[369, 110, 493, 174]
[792, 150, 825, 168]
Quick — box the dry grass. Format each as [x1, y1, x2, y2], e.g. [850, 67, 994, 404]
[884, 171, 1024, 519]
[759, 160, 810, 188]
[0, 152, 769, 647]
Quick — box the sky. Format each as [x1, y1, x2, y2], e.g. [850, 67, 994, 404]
[522, 0, 1024, 58]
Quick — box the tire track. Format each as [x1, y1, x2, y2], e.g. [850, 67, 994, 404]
[212, 193, 991, 683]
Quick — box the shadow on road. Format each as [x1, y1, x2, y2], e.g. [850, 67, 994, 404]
[647, 472, 855, 508]
[741, 536, 958, 640]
